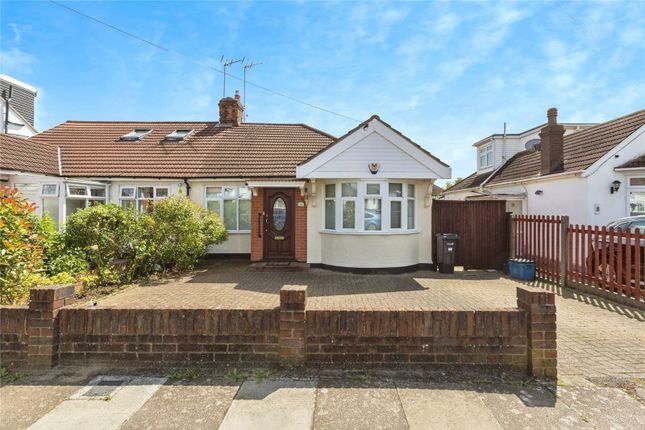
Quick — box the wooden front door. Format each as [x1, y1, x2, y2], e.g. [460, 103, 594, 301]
[263, 188, 295, 260]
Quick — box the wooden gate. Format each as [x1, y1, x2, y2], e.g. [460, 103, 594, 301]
[432, 200, 510, 269]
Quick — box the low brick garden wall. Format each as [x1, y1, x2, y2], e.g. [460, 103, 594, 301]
[0, 283, 557, 379]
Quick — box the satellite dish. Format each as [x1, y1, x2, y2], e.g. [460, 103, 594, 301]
[525, 139, 540, 151]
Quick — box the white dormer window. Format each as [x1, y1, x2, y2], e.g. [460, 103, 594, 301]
[120, 128, 152, 141]
[164, 129, 193, 141]
[479, 144, 493, 169]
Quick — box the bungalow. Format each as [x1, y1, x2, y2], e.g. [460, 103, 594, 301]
[443, 108, 645, 226]
[0, 93, 450, 270]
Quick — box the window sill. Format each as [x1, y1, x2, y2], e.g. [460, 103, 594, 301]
[227, 231, 251, 234]
[319, 229, 419, 236]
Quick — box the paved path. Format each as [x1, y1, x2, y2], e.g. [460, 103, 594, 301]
[89, 259, 645, 378]
[2, 369, 644, 430]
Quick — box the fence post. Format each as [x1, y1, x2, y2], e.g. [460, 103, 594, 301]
[509, 214, 515, 259]
[559, 216, 569, 287]
[517, 287, 557, 380]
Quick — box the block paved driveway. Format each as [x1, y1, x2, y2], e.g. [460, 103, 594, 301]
[91, 258, 645, 378]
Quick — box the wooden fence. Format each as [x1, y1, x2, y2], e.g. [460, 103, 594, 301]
[433, 200, 510, 270]
[512, 215, 644, 305]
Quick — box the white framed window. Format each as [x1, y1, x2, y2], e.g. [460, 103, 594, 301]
[119, 185, 169, 212]
[120, 129, 152, 141]
[479, 144, 493, 169]
[205, 186, 251, 231]
[324, 184, 336, 230]
[322, 181, 417, 233]
[164, 129, 193, 141]
[628, 177, 645, 216]
[65, 184, 107, 217]
[41, 183, 59, 197]
[341, 182, 357, 229]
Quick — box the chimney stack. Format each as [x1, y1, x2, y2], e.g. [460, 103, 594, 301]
[218, 90, 244, 126]
[539, 107, 565, 175]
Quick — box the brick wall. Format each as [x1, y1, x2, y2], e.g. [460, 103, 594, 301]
[306, 310, 528, 369]
[294, 191, 307, 262]
[0, 306, 29, 367]
[57, 308, 279, 365]
[2, 284, 556, 379]
[250, 188, 264, 262]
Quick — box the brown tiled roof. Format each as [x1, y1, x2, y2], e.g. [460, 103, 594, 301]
[0, 133, 59, 175]
[488, 109, 645, 185]
[30, 121, 335, 178]
[617, 154, 645, 169]
[444, 171, 492, 192]
[432, 184, 444, 195]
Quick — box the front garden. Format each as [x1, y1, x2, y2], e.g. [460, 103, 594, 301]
[0, 185, 227, 305]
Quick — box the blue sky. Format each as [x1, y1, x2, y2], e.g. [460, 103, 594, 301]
[1, 1, 644, 184]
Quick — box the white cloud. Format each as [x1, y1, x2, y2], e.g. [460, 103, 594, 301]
[0, 47, 36, 74]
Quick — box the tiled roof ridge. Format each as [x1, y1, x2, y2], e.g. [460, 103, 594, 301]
[562, 109, 645, 144]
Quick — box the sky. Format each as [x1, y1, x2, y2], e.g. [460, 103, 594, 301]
[1, 1, 644, 185]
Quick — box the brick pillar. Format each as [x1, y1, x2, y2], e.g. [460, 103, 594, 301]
[516, 287, 557, 379]
[27, 284, 75, 368]
[251, 188, 265, 262]
[279, 285, 307, 366]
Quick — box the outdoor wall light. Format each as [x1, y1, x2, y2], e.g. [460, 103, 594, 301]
[610, 180, 621, 194]
[535, 190, 543, 195]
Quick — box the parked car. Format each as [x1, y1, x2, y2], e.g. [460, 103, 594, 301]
[587, 216, 645, 287]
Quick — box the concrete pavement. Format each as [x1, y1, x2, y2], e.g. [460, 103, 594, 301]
[2, 368, 644, 430]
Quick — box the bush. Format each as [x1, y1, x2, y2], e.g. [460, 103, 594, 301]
[136, 197, 227, 273]
[34, 212, 88, 276]
[64, 203, 137, 286]
[0, 186, 45, 304]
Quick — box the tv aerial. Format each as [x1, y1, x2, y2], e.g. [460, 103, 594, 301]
[220, 56, 244, 97]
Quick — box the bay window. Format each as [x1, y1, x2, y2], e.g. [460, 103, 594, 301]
[323, 181, 417, 232]
[119, 186, 169, 212]
[205, 186, 251, 231]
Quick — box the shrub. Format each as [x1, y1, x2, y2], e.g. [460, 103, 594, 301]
[0, 186, 45, 304]
[34, 212, 88, 276]
[136, 197, 227, 273]
[64, 203, 137, 286]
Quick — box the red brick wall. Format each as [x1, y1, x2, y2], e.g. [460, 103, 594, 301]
[250, 187, 307, 263]
[294, 191, 307, 262]
[0, 306, 29, 367]
[305, 310, 528, 368]
[250, 188, 264, 262]
[57, 309, 280, 365]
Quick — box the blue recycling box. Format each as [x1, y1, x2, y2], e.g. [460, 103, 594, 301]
[508, 259, 536, 281]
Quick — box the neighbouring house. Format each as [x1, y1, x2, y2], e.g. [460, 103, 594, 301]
[443, 108, 645, 225]
[1, 74, 38, 137]
[0, 92, 450, 270]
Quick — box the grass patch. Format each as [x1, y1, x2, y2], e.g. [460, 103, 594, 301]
[255, 369, 274, 384]
[165, 369, 200, 381]
[347, 374, 369, 385]
[226, 368, 249, 383]
[0, 367, 25, 385]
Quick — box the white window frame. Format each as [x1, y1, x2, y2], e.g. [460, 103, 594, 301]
[65, 183, 107, 216]
[627, 176, 645, 217]
[479, 144, 493, 169]
[40, 183, 59, 197]
[322, 181, 417, 233]
[340, 182, 358, 230]
[324, 184, 336, 230]
[119, 185, 169, 212]
[204, 185, 251, 232]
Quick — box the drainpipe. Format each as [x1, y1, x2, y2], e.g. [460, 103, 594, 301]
[183, 179, 191, 197]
